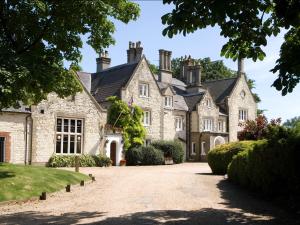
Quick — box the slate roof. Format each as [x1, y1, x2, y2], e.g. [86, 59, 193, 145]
[183, 92, 205, 111]
[2, 104, 31, 113]
[77, 71, 92, 92]
[202, 77, 237, 103]
[91, 62, 139, 104]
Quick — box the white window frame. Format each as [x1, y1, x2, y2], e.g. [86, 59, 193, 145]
[239, 109, 248, 121]
[164, 96, 173, 108]
[206, 99, 212, 108]
[218, 120, 226, 132]
[175, 116, 183, 131]
[139, 83, 149, 98]
[192, 142, 196, 155]
[56, 118, 83, 155]
[201, 142, 206, 156]
[203, 118, 213, 131]
[143, 111, 151, 126]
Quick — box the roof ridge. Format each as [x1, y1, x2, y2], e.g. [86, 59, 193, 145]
[93, 62, 138, 74]
[202, 76, 237, 83]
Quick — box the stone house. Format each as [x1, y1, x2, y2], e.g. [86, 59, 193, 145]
[0, 41, 256, 165]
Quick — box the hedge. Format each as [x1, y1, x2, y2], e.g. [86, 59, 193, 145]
[207, 141, 257, 175]
[125, 146, 164, 166]
[48, 154, 112, 167]
[151, 140, 184, 164]
[228, 127, 300, 197]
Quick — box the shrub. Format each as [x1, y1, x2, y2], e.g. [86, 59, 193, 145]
[207, 141, 256, 175]
[228, 130, 300, 197]
[48, 154, 111, 167]
[151, 140, 184, 164]
[125, 147, 143, 166]
[141, 146, 164, 165]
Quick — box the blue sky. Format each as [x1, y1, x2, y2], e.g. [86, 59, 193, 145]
[73, 1, 300, 122]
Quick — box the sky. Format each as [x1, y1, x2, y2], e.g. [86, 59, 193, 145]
[71, 1, 300, 122]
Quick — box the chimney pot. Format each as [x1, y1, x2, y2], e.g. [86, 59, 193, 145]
[96, 51, 111, 72]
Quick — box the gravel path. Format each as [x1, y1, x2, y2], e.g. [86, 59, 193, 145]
[0, 163, 299, 225]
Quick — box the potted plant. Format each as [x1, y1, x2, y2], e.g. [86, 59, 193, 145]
[120, 159, 126, 166]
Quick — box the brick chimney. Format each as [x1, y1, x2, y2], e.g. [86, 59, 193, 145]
[158, 49, 172, 83]
[96, 51, 111, 72]
[182, 56, 203, 93]
[127, 41, 143, 63]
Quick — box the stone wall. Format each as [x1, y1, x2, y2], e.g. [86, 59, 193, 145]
[0, 112, 30, 163]
[122, 58, 163, 140]
[227, 74, 257, 141]
[31, 90, 107, 164]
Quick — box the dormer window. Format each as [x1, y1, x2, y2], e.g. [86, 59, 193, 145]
[164, 96, 173, 108]
[139, 83, 149, 97]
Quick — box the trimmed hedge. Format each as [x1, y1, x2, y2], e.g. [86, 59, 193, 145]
[207, 141, 257, 175]
[151, 140, 184, 164]
[48, 154, 112, 167]
[125, 146, 164, 166]
[228, 127, 300, 197]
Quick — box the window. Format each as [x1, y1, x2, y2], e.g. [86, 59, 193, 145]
[218, 120, 226, 132]
[56, 118, 83, 154]
[239, 109, 248, 121]
[205, 99, 212, 108]
[139, 83, 149, 97]
[143, 111, 151, 126]
[175, 117, 183, 131]
[192, 142, 196, 155]
[240, 90, 246, 99]
[164, 96, 173, 108]
[203, 119, 213, 131]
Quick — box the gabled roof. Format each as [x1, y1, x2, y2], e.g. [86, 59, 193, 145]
[91, 62, 139, 103]
[183, 92, 205, 111]
[77, 71, 91, 91]
[202, 77, 237, 103]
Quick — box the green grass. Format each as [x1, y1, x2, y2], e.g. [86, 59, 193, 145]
[0, 163, 90, 202]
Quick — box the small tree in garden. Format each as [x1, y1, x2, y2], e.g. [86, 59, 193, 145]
[238, 115, 281, 141]
[107, 96, 146, 150]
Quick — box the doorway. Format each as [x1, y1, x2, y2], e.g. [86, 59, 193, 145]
[110, 141, 117, 166]
[0, 137, 5, 163]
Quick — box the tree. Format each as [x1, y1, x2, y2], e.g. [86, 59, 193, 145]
[0, 1, 140, 110]
[283, 116, 300, 128]
[161, 0, 300, 95]
[107, 96, 146, 150]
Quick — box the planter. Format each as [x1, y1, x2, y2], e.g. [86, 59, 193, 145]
[120, 159, 126, 166]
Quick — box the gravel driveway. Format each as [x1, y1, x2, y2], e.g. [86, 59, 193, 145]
[0, 163, 299, 225]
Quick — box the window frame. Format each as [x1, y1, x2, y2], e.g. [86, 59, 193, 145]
[175, 116, 183, 131]
[55, 117, 83, 155]
[239, 109, 248, 121]
[164, 96, 173, 108]
[203, 118, 213, 132]
[139, 83, 149, 98]
[191, 142, 196, 155]
[143, 110, 151, 126]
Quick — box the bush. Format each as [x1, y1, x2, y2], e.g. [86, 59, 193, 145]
[151, 140, 184, 164]
[141, 146, 164, 165]
[125, 146, 164, 166]
[207, 141, 256, 175]
[48, 154, 111, 167]
[125, 147, 143, 166]
[228, 130, 300, 197]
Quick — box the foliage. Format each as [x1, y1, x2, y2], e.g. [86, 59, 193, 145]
[171, 57, 261, 103]
[141, 146, 165, 165]
[107, 96, 146, 150]
[0, 163, 89, 202]
[228, 129, 300, 199]
[238, 115, 281, 141]
[283, 116, 300, 128]
[148, 61, 159, 74]
[125, 147, 143, 166]
[162, 0, 300, 95]
[48, 154, 111, 167]
[151, 140, 184, 164]
[0, 1, 140, 109]
[207, 141, 257, 175]
[125, 146, 164, 166]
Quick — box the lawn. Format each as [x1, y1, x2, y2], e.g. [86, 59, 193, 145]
[0, 163, 90, 202]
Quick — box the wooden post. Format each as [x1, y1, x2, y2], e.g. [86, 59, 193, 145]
[40, 192, 46, 200]
[66, 184, 71, 192]
[80, 180, 84, 186]
[75, 155, 79, 172]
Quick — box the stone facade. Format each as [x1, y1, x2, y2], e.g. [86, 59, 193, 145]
[30, 90, 107, 164]
[0, 112, 30, 164]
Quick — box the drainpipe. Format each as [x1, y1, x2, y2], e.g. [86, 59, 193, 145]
[186, 112, 191, 161]
[25, 114, 32, 165]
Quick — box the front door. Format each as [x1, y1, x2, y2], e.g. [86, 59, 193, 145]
[110, 142, 117, 166]
[0, 137, 5, 163]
